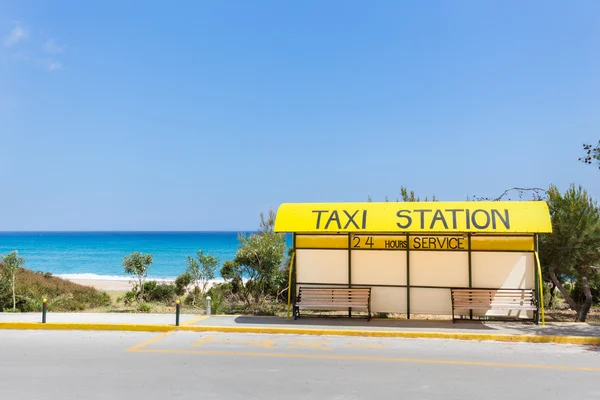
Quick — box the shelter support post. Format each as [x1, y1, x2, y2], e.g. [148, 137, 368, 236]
[406, 234, 410, 319]
[534, 253, 545, 326]
[286, 235, 296, 320]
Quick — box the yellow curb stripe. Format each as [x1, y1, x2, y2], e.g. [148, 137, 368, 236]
[132, 349, 600, 371]
[175, 326, 600, 345]
[1, 322, 599, 346]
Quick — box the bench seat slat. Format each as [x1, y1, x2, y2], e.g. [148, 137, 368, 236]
[295, 287, 372, 320]
[451, 288, 538, 323]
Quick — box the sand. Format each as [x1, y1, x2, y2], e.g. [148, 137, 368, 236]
[68, 278, 221, 292]
[69, 279, 137, 291]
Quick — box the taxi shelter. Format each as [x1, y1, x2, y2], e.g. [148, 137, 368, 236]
[274, 201, 552, 322]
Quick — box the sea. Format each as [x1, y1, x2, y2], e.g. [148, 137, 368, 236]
[0, 232, 292, 282]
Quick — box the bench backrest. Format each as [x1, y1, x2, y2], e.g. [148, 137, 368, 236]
[298, 287, 371, 306]
[451, 289, 536, 306]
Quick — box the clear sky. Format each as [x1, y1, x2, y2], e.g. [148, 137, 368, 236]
[1, 1, 599, 231]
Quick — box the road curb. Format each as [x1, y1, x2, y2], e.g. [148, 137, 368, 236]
[1, 322, 599, 345]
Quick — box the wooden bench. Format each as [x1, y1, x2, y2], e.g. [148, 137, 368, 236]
[294, 287, 371, 320]
[451, 288, 538, 323]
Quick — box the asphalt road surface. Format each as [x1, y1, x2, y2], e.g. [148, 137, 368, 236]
[1, 330, 599, 400]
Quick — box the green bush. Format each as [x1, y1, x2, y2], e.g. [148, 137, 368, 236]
[122, 281, 177, 305]
[183, 287, 202, 306]
[206, 284, 229, 315]
[143, 280, 157, 294]
[123, 290, 137, 306]
[0, 265, 111, 312]
[145, 283, 176, 303]
[175, 272, 192, 296]
[138, 303, 151, 313]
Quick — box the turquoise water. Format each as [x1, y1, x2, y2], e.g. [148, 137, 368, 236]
[0, 232, 291, 280]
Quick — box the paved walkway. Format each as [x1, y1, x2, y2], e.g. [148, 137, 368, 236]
[0, 312, 200, 325]
[193, 315, 600, 338]
[1, 312, 599, 342]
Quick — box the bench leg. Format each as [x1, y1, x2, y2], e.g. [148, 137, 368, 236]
[452, 307, 455, 323]
[293, 306, 299, 320]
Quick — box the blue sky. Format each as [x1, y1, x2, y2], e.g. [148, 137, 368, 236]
[1, 1, 599, 231]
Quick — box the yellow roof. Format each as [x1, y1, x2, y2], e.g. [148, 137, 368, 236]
[274, 201, 552, 234]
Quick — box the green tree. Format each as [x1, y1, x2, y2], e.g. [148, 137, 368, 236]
[186, 250, 219, 304]
[580, 141, 600, 168]
[174, 271, 192, 296]
[258, 209, 276, 234]
[369, 186, 437, 202]
[539, 184, 600, 322]
[221, 210, 287, 306]
[470, 187, 547, 201]
[122, 252, 153, 303]
[1, 250, 26, 311]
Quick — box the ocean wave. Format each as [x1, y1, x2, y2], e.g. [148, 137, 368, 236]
[57, 273, 174, 282]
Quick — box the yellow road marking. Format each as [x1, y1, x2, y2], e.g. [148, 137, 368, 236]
[287, 339, 331, 351]
[125, 332, 173, 352]
[131, 349, 600, 372]
[346, 343, 389, 349]
[193, 336, 279, 349]
[242, 339, 278, 349]
[192, 335, 215, 346]
[181, 315, 210, 326]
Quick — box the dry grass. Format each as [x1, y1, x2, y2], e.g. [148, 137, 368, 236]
[544, 306, 600, 323]
[3, 267, 111, 311]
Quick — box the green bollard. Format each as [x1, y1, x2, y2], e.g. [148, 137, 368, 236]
[175, 299, 180, 326]
[42, 298, 47, 323]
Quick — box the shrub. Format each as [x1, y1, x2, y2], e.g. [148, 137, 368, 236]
[145, 283, 176, 303]
[138, 303, 151, 313]
[0, 265, 111, 312]
[175, 272, 192, 296]
[206, 284, 229, 315]
[183, 286, 202, 307]
[124, 290, 137, 306]
[143, 280, 158, 294]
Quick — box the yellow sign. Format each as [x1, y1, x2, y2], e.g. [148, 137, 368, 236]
[296, 234, 535, 251]
[470, 236, 534, 251]
[352, 235, 467, 250]
[295, 235, 347, 249]
[274, 201, 552, 234]
[410, 236, 467, 250]
[351, 235, 407, 249]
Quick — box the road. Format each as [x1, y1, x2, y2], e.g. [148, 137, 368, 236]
[0, 330, 599, 400]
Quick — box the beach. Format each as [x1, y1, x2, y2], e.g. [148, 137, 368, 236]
[68, 278, 139, 291]
[67, 277, 222, 292]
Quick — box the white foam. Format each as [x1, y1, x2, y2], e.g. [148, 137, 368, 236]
[57, 273, 174, 282]
[57, 273, 228, 284]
